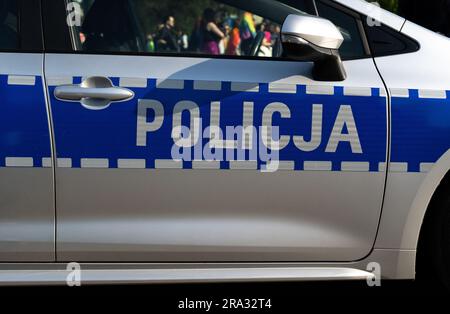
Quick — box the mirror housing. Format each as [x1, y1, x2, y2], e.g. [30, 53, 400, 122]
[281, 14, 347, 81]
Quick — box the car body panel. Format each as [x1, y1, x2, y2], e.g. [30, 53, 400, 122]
[374, 22, 450, 253]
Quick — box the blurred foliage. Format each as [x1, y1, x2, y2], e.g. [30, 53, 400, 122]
[369, 0, 399, 12]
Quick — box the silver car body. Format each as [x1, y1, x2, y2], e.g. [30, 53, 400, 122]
[0, 0, 449, 284]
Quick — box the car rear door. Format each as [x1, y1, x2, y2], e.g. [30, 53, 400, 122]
[43, 0, 388, 262]
[0, 0, 54, 261]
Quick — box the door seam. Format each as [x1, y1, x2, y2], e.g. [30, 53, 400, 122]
[41, 53, 58, 262]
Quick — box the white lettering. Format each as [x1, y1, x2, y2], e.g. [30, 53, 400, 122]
[261, 102, 291, 150]
[294, 104, 323, 152]
[172, 100, 200, 147]
[136, 99, 164, 147]
[325, 105, 362, 154]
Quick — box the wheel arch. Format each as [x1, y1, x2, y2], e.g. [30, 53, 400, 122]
[401, 149, 450, 252]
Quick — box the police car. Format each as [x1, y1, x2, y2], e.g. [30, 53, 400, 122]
[0, 0, 449, 288]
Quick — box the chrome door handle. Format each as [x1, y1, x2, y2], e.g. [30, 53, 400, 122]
[54, 76, 134, 110]
[55, 86, 133, 101]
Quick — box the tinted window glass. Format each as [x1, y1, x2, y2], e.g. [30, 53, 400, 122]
[0, 0, 18, 50]
[68, 0, 283, 58]
[364, 21, 419, 57]
[275, 0, 315, 15]
[315, 1, 365, 59]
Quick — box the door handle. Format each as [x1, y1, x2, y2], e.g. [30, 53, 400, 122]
[54, 76, 134, 110]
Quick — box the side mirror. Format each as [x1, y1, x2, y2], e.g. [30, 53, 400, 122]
[281, 14, 346, 81]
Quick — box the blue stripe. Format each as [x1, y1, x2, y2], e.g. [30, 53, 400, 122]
[0, 75, 51, 166]
[2, 73, 448, 173]
[391, 89, 450, 172]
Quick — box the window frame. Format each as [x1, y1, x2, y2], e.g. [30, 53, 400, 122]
[42, 0, 371, 61]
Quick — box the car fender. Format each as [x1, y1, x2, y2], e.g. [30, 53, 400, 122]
[401, 149, 450, 250]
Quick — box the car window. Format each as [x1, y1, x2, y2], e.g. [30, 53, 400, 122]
[67, 0, 284, 59]
[315, 1, 366, 59]
[0, 0, 18, 50]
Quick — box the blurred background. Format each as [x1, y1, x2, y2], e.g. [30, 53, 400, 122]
[70, 0, 450, 57]
[372, 0, 450, 36]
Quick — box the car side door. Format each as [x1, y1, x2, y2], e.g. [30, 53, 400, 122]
[43, 0, 388, 262]
[0, 0, 54, 261]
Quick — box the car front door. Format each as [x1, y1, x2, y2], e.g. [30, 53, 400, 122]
[44, 0, 388, 262]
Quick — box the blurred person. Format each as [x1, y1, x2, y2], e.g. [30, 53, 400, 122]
[255, 22, 272, 57]
[219, 23, 231, 54]
[190, 17, 203, 52]
[201, 8, 225, 55]
[256, 21, 267, 34]
[225, 18, 241, 55]
[269, 23, 281, 46]
[156, 15, 179, 52]
[258, 31, 272, 57]
[178, 30, 189, 51]
[79, 32, 86, 44]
